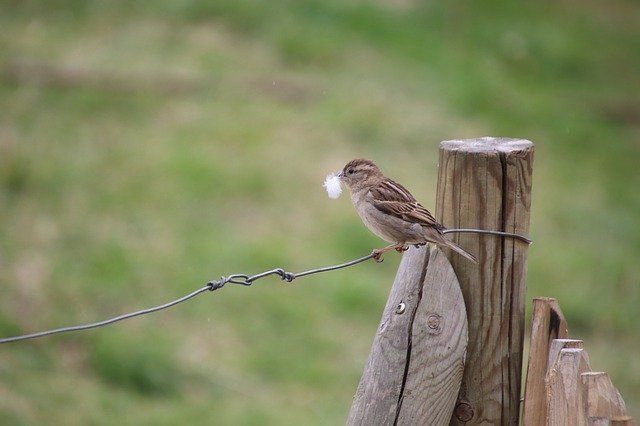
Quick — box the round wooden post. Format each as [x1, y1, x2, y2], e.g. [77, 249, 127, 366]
[436, 137, 534, 425]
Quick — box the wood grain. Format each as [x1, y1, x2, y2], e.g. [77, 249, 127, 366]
[436, 137, 534, 425]
[547, 348, 591, 425]
[348, 245, 468, 426]
[523, 298, 569, 425]
[581, 372, 628, 420]
[347, 246, 429, 425]
[395, 248, 468, 425]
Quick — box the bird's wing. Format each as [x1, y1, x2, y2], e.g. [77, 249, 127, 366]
[369, 179, 443, 230]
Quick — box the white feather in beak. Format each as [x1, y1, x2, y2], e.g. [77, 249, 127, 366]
[323, 173, 342, 199]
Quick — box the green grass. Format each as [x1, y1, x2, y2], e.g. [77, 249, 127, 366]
[1, 0, 639, 423]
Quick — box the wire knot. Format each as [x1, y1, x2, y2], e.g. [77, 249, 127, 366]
[274, 268, 295, 282]
[206, 278, 226, 291]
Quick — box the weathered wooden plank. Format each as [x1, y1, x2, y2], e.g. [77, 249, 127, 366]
[347, 246, 429, 425]
[395, 248, 468, 425]
[581, 372, 628, 420]
[523, 298, 569, 425]
[547, 348, 591, 425]
[348, 245, 468, 426]
[436, 137, 534, 425]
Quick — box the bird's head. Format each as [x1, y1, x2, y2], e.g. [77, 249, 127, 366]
[339, 158, 383, 191]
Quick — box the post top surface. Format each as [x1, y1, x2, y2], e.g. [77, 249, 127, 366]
[440, 137, 533, 153]
[581, 371, 608, 377]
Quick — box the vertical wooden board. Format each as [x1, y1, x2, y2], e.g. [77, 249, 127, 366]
[347, 246, 430, 425]
[547, 348, 591, 426]
[522, 298, 569, 425]
[581, 372, 628, 420]
[395, 248, 468, 425]
[437, 138, 534, 425]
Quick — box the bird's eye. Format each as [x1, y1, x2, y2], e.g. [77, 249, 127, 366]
[348, 168, 354, 175]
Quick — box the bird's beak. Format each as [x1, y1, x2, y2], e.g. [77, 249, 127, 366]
[337, 171, 344, 178]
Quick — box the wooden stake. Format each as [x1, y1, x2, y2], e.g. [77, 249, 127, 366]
[547, 348, 591, 425]
[523, 298, 569, 425]
[436, 137, 534, 425]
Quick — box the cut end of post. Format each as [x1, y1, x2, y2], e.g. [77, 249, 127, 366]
[532, 296, 558, 303]
[441, 137, 534, 153]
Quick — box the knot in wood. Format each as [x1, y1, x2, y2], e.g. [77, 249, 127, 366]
[426, 313, 442, 334]
[454, 400, 474, 422]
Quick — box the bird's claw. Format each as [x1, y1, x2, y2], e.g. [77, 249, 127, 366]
[371, 249, 385, 263]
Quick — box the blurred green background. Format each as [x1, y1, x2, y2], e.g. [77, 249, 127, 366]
[1, 0, 638, 424]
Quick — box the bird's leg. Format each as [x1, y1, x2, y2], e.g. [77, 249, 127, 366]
[372, 243, 405, 262]
[394, 245, 409, 253]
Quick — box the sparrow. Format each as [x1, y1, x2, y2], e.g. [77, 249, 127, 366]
[338, 158, 477, 263]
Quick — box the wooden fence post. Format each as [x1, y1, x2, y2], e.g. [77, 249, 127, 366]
[347, 245, 468, 425]
[436, 137, 534, 425]
[348, 138, 532, 425]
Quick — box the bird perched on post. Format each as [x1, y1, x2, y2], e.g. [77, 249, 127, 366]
[338, 158, 477, 263]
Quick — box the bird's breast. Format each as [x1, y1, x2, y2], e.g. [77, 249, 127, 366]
[351, 191, 424, 244]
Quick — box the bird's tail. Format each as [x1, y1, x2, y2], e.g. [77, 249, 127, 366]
[441, 238, 478, 264]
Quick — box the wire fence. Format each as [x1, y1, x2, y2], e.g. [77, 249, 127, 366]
[0, 253, 375, 344]
[0, 228, 530, 345]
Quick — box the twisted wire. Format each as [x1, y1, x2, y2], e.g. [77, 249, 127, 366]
[0, 253, 374, 344]
[0, 227, 529, 344]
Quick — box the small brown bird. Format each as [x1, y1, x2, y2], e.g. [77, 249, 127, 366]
[339, 158, 477, 263]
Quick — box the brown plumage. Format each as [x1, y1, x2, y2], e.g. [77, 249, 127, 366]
[339, 158, 477, 263]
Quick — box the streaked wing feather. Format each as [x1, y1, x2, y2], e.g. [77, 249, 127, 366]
[370, 179, 442, 229]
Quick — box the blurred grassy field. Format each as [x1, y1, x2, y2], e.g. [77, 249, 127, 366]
[1, 0, 639, 423]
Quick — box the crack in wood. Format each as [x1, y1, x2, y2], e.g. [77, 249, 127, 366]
[393, 245, 431, 425]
